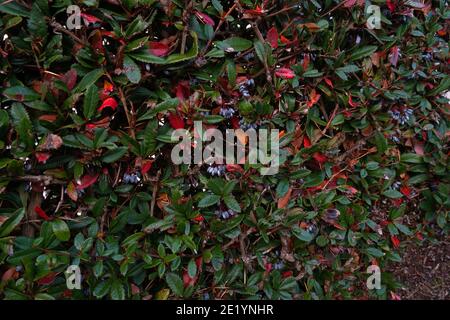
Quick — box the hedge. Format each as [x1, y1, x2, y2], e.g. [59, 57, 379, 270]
[0, 0, 448, 300]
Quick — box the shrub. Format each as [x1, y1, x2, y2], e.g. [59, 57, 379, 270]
[0, 0, 448, 300]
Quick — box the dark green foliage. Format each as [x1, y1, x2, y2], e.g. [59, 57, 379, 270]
[0, 0, 448, 300]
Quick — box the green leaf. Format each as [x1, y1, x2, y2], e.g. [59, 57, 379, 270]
[128, 50, 166, 64]
[51, 219, 70, 241]
[110, 280, 125, 300]
[0, 1, 31, 17]
[123, 55, 141, 84]
[276, 179, 289, 197]
[83, 85, 99, 120]
[254, 40, 267, 64]
[74, 69, 104, 93]
[3, 86, 40, 101]
[216, 37, 253, 52]
[0, 208, 25, 238]
[383, 189, 403, 199]
[138, 98, 179, 121]
[293, 228, 314, 242]
[223, 195, 241, 213]
[373, 131, 388, 154]
[198, 194, 221, 208]
[164, 32, 199, 64]
[366, 247, 385, 258]
[34, 293, 56, 300]
[10, 103, 33, 150]
[101, 147, 128, 163]
[93, 280, 111, 298]
[207, 178, 225, 195]
[124, 15, 148, 38]
[400, 153, 423, 164]
[350, 45, 377, 61]
[427, 76, 450, 96]
[187, 259, 197, 278]
[165, 273, 184, 296]
[141, 120, 158, 156]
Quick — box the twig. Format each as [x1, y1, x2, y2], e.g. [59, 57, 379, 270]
[320, 1, 346, 18]
[251, 22, 273, 84]
[150, 170, 161, 217]
[118, 87, 135, 139]
[200, 2, 238, 56]
[267, 4, 300, 18]
[55, 185, 65, 213]
[49, 21, 85, 45]
[13, 175, 66, 185]
[320, 103, 339, 135]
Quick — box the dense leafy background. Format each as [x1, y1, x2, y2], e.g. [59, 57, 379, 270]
[0, 0, 448, 300]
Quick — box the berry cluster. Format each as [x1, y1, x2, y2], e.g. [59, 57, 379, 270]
[239, 119, 259, 131]
[215, 209, 237, 220]
[122, 172, 141, 184]
[238, 78, 255, 98]
[206, 164, 226, 176]
[219, 107, 236, 119]
[389, 108, 413, 125]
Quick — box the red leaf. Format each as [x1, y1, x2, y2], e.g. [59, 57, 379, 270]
[1, 267, 17, 282]
[244, 5, 265, 16]
[149, 41, 170, 57]
[192, 215, 204, 222]
[37, 272, 57, 285]
[35, 206, 51, 221]
[277, 187, 292, 209]
[266, 27, 278, 48]
[282, 271, 293, 278]
[103, 81, 114, 94]
[39, 114, 58, 122]
[195, 11, 215, 26]
[303, 136, 312, 148]
[76, 174, 99, 190]
[175, 81, 190, 102]
[231, 116, 240, 129]
[182, 271, 197, 287]
[141, 160, 153, 175]
[390, 291, 401, 300]
[313, 152, 327, 164]
[61, 69, 77, 91]
[302, 54, 310, 71]
[98, 97, 118, 112]
[38, 134, 63, 151]
[275, 67, 295, 79]
[400, 186, 411, 197]
[168, 112, 185, 129]
[307, 89, 321, 107]
[344, 0, 364, 7]
[67, 182, 78, 202]
[414, 140, 425, 155]
[226, 164, 244, 173]
[386, 0, 396, 13]
[348, 95, 359, 107]
[264, 263, 273, 273]
[324, 77, 334, 88]
[280, 35, 291, 44]
[80, 13, 102, 24]
[35, 152, 51, 164]
[389, 46, 400, 66]
[131, 283, 140, 295]
[391, 235, 400, 248]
